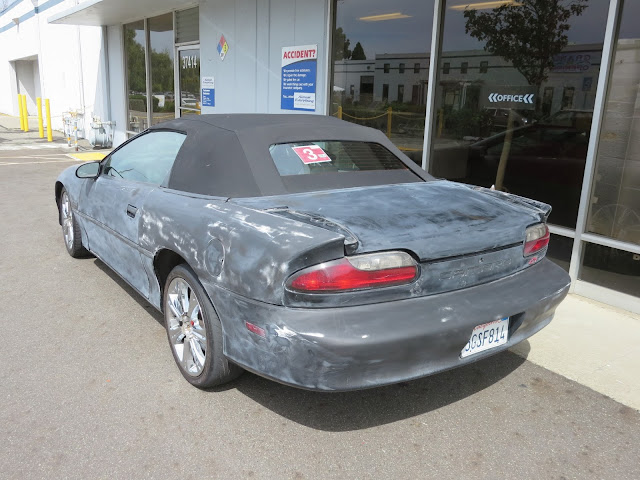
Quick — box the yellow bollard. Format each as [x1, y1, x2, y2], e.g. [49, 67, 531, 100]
[386, 106, 392, 138]
[45, 99, 53, 142]
[21, 95, 27, 131]
[37, 97, 44, 138]
[337, 105, 343, 120]
[22, 95, 29, 132]
[18, 95, 25, 130]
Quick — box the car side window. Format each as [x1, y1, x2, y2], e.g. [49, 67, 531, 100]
[102, 131, 186, 185]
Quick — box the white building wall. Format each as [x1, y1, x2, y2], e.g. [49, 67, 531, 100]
[0, 0, 105, 136]
[198, 0, 329, 115]
[333, 59, 375, 102]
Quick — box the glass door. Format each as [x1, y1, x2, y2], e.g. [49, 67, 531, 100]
[177, 47, 200, 117]
[578, 0, 640, 299]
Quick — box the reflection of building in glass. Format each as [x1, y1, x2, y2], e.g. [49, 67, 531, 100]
[334, 54, 428, 105]
[334, 45, 602, 115]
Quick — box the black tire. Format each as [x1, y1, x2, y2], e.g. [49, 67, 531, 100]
[59, 188, 88, 258]
[163, 264, 242, 389]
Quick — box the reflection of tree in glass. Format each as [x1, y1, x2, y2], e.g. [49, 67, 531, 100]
[333, 27, 352, 60]
[125, 27, 145, 93]
[464, 0, 587, 114]
[463, 0, 587, 191]
[181, 65, 200, 96]
[151, 49, 173, 93]
[352, 42, 366, 60]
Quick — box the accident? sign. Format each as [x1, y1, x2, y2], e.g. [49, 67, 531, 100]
[281, 45, 318, 111]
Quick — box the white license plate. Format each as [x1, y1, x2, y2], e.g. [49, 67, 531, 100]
[460, 317, 509, 358]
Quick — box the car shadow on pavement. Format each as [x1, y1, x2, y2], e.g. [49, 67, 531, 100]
[92, 258, 164, 326]
[88, 256, 533, 432]
[232, 346, 530, 432]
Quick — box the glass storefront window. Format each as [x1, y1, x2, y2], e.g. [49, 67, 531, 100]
[330, 0, 435, 165]
[124, 20, 147, 133]
[580, 243, 640, 297]
[546, 234, 573, 273]
[175, 7, 199, 44]
[431, 0, 610, 229]
[178, 48, 200, 116]
[579, 0, 640, 300]
[585, 1, 640, 247]
[149, 13, 175, 126]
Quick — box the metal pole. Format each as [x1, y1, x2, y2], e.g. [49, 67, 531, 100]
[421, 0, 445, 171]
[37, 97, 44, 138]
[74, 116, 78, 151]
[337, 105, 343, 119]
[45, 99, 53, 142]
[387, 107, 392, 138]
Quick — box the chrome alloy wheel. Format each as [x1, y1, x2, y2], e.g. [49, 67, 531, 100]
[166, 277, 207, 376]
[61, 191, 74, 250]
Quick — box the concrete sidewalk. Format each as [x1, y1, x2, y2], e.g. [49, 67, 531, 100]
[511, 293, 640, 411]
[0, 113, 65, 145]
[0, 113, 98, 149]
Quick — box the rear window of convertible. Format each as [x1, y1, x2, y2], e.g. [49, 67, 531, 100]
[269, 141, 408, 176]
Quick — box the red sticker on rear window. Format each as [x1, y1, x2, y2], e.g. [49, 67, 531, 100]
[292, 145, 331, 164]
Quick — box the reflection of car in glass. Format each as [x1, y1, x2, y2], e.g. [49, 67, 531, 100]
[465, 123, 589, 228]
[543, 110, 593, 129]
[181, 94, 198, 107]
[55, 114, 570, 391]
[484, 108, 530, 131]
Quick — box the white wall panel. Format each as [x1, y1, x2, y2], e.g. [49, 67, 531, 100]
[199, 0, 328, 115]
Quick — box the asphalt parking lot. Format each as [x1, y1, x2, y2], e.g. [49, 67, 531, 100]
[1, 146, 639, 480]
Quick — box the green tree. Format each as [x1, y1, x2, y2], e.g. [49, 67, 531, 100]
[464, 0, 587, 112]
[351, 42, 366, 60]
[151, 49, 174, 93]
[333, 27, 352, 60]
[124, 26, 146, 93]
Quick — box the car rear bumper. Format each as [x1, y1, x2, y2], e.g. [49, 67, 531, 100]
[205, 259, 570, 392]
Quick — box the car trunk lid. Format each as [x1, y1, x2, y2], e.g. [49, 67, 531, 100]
[232, 181, 545, 262]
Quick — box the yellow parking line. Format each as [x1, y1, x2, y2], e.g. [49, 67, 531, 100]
[66, 152, 107, 161]
[0, 159, 81, 166]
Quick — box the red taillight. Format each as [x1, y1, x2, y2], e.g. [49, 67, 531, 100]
[288, 252, 418, 293]
[524, 224, 550, 256]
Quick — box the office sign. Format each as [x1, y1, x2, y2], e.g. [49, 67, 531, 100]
[484, 87, 537, 110]
[281, 44, 317, 111]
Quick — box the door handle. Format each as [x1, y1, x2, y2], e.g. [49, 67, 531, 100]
[126, 204, 138, 218]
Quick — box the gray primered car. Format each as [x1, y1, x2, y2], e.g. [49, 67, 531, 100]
[55, 114, 570, 391]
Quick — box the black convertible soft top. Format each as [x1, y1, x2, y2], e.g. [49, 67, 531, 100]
[149, 114, 431, 198]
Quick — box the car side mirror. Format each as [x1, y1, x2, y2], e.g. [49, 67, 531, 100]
[75, 161, 100, 179]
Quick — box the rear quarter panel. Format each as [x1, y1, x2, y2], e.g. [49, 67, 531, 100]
[138, 188, 346, 309]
